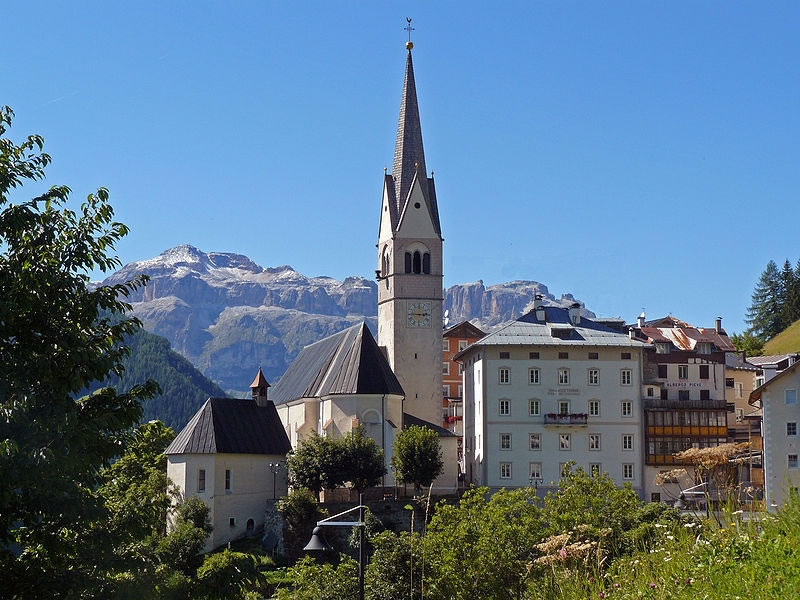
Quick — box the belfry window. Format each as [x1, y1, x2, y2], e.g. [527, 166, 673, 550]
[404, 252, 412, 273]
[422, 252, 431, 274]
[413, 251, 422, 274]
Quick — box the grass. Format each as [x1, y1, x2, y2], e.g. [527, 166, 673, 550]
[763, 318, 800, 355]
[533, 501, 800, 599]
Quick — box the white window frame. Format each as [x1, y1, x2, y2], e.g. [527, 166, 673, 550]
[588, 369, 599, 385]
[457, 384, 463, 398]
[589, 400, 600, 417]
[529, 368, 541, 385]
[589, 433, 601, 451]
[789, 455, 799, 469]
[529, 462, 542, 479]
[558, 400, 570, 415]
[622, 463, 634, 480]
[499, 399, 510, 415]
[500, 462, 512, 479]
[443, 362, 450, 375]
[442, 384, 449, 397]
[458, 340, 468, 351]
[559, 433, 571, 450]
[622, 434, 633, 451]
[589, 463, 602, 476]
[500, 433, 512, 450]
[529, 399, 540, 416]
[786, 390, 797, 405]
[621, 400, 632, 418]
[443, 339, 450, 352]
[558, 368, 570, 385]
[620, 369, 632, 386]
[499, 368, 510, 385]
[529, 433, 541, 450]
[678, 365, 689, 380]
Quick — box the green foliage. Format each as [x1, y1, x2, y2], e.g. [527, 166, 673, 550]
[0, 105, 159, 597]
[176, 496, 214, 535]
[340, 425, 386, 493]
[365, 531, 421, 600]
[287, 432, 343, 499]
[196, 550, 263, 600]
[277, 555, 359, 600]
[276, 487, 327, 561]
[423, 487, 543, 600]
[541, 464, 649, 558]
[156, 522, 208, 576]
[746, 257, 800, 342]
[288, 425, 385, 498]
[391, 425, 444, 494]
[730, 330, 765, 357]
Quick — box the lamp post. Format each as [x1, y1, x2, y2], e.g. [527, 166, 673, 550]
[529, 477, 542, 503]
[268, 462, 282, 500]
[303, 493, 367, 600]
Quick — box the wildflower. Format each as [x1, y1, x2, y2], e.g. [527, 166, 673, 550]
[613, 583, 620, 588]
[666, 534, 674, 540]
[649, 582, 656, 589]
[559, 548, 567, 559]
[598, 593, 606, 599]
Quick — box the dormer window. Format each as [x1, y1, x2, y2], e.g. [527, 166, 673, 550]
[697, 342, 712, 355]
[655, 342, 671, 354]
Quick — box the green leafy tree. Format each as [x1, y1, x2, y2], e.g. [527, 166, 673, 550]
[277, 555, 359, 600]
[340, 425, 386, 494]
[391, 425, 444, 494]
[422, 487, 543, 600]
[195, 550, 263, 600]
[287, 432, 343, 500]
[730, 331, 765, 357]
[156, 498, 213, 576]
[746, 259, 785, 340]
[0, 106, 159, 597]
[365, 531, 421, 600]
[276, 487, 327, 561]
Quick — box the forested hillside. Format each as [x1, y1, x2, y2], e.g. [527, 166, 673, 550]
[91, 328, 227, 431]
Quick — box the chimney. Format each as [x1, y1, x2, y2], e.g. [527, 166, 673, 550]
[535, 298, 546, 322]
[569, 302, 581, 326]
[715, 317, 722, 333]
[629, 328, 636, 340]
[637, 312, 646, 328]
[250, 367, 271, 407]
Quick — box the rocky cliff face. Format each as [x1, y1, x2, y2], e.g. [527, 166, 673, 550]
[104, 245, 592, 394]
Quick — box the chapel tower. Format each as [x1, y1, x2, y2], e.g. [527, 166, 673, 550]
[377, 39, 443, 426]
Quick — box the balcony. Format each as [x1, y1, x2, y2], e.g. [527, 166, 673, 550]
[544, 413, 588, 426]
[643, 398, 733, 412]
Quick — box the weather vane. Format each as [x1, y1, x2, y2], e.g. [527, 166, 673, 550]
[405, 18, 415, 49]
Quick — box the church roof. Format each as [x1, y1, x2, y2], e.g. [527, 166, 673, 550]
[165, 397, 291, 455]
[390, 48, 441, 235]
[270, 322, 404, 405]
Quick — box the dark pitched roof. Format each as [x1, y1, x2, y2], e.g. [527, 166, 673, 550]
[403, 412, 456, 437]
[166, 397, 291, 455]
[270, 322, 404, 406]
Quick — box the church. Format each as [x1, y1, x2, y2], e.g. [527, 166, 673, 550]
[167, 38, 458, 544]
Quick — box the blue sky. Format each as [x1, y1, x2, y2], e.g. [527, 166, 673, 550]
[3, 2, 799, 333]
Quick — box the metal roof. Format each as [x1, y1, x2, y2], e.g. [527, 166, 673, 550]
[725, 352, 760, 371]
[404, 412, 456, 437]
[746, 354, 800, 367]
[456, 306, 650, 357]
[165, 397, 291, 455]
[270, 322, 404, 405]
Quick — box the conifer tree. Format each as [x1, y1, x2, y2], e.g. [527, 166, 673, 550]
[745, 260, 784, 341]
[781, 259, 800, 326]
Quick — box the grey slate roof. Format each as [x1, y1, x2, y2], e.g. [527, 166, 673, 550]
[165, 397, 291, 455]
[455, 306, 650, 358]
[725, 352, 760, 371]
[746, 354, 800, 367]
[404, 412, 456, 437]
[270, 322, 404, 406]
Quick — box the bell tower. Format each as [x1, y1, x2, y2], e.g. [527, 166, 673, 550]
[377, 36, 443, 426]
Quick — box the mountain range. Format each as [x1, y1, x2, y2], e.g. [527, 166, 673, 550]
[103, 245, 594, 395]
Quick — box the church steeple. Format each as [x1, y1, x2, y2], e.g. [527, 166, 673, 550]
[392, 47, 428, 213]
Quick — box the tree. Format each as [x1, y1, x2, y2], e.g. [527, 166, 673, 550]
[781, 259, 800, 326]
[340, 425, 386, 494]
[277, 555, 359, 600]
[156, 498, 213, 575]
[287, 432, 343, 500]
[730, 331, 765, 357]
[746, 259, 786, 340]
[0, 106, 159, 597]
[276, 487, 327, 561]
[391, 425, 444, 494]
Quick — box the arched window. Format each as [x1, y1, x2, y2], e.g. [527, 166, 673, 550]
[246, 518, 255, 535]
[413, 251, 421, 274]
[422, 252, 431, 274]
[405, 252, 412, 273]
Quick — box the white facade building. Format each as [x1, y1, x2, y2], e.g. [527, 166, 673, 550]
[457, 301, 650, 496]
[750, 361, 800, 510]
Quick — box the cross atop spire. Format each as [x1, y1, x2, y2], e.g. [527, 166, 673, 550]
[405, 17, 415, 49]
[392, 42, 427, 210]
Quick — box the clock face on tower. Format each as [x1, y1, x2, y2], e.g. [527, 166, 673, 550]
[407, 301, 432, 328]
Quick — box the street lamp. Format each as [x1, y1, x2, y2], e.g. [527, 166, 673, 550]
[529, 477, 542, 503]
[303, 493, 367, 600]
[268, 462, 283, 500]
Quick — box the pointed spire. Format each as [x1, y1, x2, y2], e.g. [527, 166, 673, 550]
[392, 47, 427, 210]
[250, 367, 271, 407]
